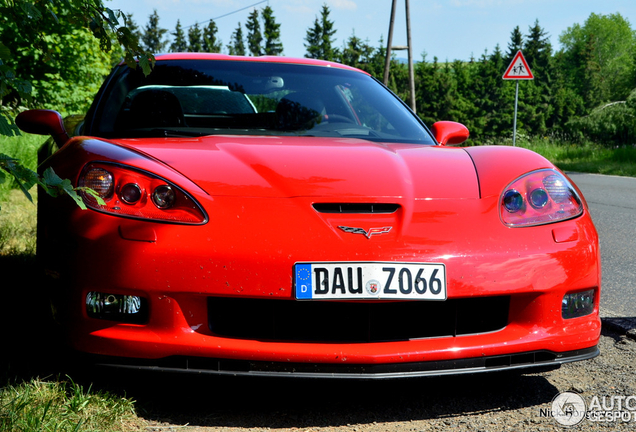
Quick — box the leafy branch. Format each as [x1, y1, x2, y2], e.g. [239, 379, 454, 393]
[0, 1, 154, 210]
[0, 154, 104, 211]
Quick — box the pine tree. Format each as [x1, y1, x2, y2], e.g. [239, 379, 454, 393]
[523, 20, 552, 74]
[506, 26, 523, 62]
[304, 4, 337, 61]
[170, 20, 188, 52]
[227, 23, 246, 56]
[522, 20, 553, 133]
[141, 10, 168, 52]
[188, 23, 203, 52]
[262, 5, 283, 55]
[304, 18, 321, 59]
[467, 47, 513, 139]
[123, 13, 142, 45]
[202, 20, 222, 53]
[340, 32, 374, 69]
[245, 9, 262, 56]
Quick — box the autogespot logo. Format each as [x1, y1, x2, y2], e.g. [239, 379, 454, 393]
[544, 391, 636, 427]
[551, 392, 587, 427]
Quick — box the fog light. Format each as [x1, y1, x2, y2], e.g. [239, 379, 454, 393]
[86, 291, 147, 323]
[562, 289, 595, 319]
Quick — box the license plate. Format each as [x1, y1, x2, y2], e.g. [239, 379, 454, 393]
[294, 262, 446, 300]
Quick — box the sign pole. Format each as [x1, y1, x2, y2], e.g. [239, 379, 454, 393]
[502, 50, 534, 147]
[513, 81, 519, 146]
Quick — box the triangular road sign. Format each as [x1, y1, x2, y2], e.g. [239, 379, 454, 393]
[503, 50, 534, 80]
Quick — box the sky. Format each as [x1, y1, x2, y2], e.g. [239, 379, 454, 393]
[106, 0, 636, 62]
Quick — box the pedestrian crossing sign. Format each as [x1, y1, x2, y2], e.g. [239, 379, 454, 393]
[503, 50, 534, 80]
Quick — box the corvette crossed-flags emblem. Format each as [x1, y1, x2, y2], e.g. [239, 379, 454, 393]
[338, 226, 393, 239]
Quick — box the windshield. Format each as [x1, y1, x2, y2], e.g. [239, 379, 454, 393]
[85, 59, 435, 144]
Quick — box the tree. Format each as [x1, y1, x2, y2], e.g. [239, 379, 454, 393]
[340, 32, 374, 69]
[202, 20, 222, 53]
[170, 20, 188, 52]
[141, 9, 168, 52]
[245, 9, 262, 56]
[227, 23, 246, 56]
[521, 20, 554, 134]
[559, 12, 636, 108]
[124, 13, 143, 45]
[304, 4, 338, 61]
[2, 21, 113, 115]
[0, 1, 153, 135]
[506, 26, 523, 62]
[0, 0, 153, 208]
[187, 23, 203, 52]
[262, 6, 283, 55]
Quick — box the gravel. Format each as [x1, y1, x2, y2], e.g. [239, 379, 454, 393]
[128, 315, 636, 432]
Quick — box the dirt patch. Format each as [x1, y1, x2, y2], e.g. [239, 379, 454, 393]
[128, 322, 636, 432]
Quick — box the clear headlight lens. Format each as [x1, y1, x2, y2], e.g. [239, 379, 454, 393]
[500, 169, 583, 227]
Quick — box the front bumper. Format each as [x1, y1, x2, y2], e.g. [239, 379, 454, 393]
[42, 194, 601, 377]
[89, 346, 599, 379]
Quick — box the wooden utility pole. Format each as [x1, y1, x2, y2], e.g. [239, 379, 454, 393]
[383, 0, 416, 113]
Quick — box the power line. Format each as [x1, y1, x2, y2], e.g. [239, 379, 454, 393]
[184, 0, 269, 29]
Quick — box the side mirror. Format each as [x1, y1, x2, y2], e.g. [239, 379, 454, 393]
[431, 121, 469, 146]
[15, 109, 70, 147]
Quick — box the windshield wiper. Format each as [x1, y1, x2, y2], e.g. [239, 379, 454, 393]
[148, 129, 209, 137]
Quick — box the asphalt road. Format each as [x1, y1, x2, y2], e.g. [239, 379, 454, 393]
[567, 172, 636, 318]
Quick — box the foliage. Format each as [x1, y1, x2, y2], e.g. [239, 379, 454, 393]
[559, 13, 636, 109]
[304, 3, 338, 61]
[170, 20, 188, 52]
[506, 26, 523, 61]
[202, 20, 222, 53]
[262, 5, 283, 56]
[141, 9, 168, 52]
[187, 22, 203, 52]
[0, 0, 153, 211]
[520, 135, 636, 177]
[246, 9, 262, 56]
[566, 99, 636, 146]
[227, 22, 246, 56]
[0, 153, 103, 211]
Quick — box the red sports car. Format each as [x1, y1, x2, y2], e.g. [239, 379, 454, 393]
[17, 53, 600, 378]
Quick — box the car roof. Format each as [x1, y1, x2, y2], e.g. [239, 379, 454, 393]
[126, 52, 370, 75]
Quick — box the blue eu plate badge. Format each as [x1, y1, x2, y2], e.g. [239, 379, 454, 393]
[295, 263, 313, 299]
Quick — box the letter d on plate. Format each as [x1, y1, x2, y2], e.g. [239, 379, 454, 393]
[295, 263, 313, 299]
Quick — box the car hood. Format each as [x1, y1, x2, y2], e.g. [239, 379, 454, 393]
[112, 135, 479, 199]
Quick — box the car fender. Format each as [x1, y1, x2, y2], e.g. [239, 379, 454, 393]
[465, 145, 556, 198]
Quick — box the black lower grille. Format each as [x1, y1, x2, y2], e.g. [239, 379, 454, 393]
[207, 296, 509, 342]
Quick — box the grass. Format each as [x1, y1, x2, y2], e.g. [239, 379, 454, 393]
[0, 378, 146, 431]
[1, 134, 147, 431]
[1, 131, 635, 431]
[0, 189, 36, 255]
[516, 135, 636, 177]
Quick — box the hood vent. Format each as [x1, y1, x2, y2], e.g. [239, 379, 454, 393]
[312, 203, 400, 214]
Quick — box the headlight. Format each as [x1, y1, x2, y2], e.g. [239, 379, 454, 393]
[500, 169, 583, 227]
[79, 162, 207, 224]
